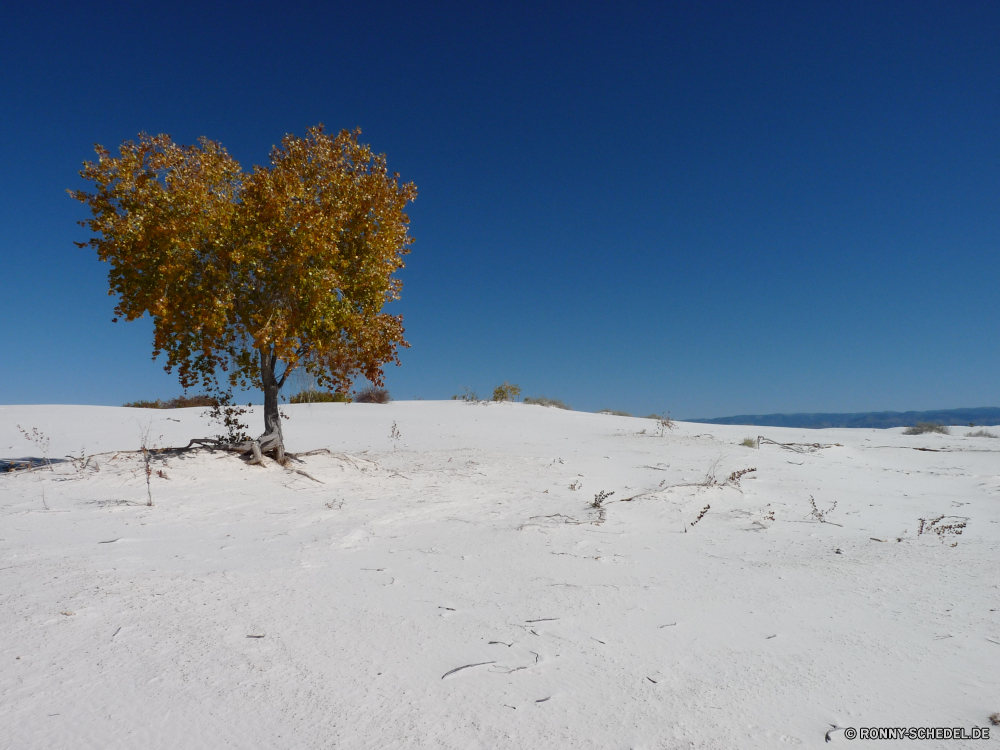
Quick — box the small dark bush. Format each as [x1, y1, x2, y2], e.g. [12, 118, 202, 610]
[966, 429, 998, 438]
[289, 389, 350, 404]
[903, 422, 950, 435]
[524, 396, 571, 410]
[354, 386, 391, 404]
[124, 394, 218, 409]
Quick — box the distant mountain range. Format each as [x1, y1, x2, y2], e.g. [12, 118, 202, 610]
[686, 407, 1000, 429]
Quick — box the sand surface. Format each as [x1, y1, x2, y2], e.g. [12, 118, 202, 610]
[1, 402, 998, 748]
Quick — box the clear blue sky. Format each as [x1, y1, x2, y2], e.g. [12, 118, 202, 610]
[1, 1, 997, 418]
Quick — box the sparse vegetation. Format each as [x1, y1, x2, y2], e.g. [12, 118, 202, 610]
[524, 396, 571, 410]
[741, 436, 758, 448]
[655, 414, 674, 436]
[205, 394, 252, 444]
[807, 495, 838, 524]
[917, 514, 967, 543]
[690, 504, 710, 527]
[591, 490, 614, 509]
[354, 386, 391, 404]
[139, 423, 154, 507]
[903, 422, 950, 435]
[492, 381, 521, 402]
[289, 389, 351, 403]
[452, 387, 482, 403]
[17, 426, 52, 471]
[598, 409, 632, 417]
[123, 394, 218, 408]
[727, 468, 756, 485]
[966, 429, 998, 438]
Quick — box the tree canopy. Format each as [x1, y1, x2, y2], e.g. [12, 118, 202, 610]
[71, 125, 416, 459]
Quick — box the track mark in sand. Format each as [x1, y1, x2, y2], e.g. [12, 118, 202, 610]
[441, 661, 495, 679]
[535, 696, 551, 703]
[525, 617, 559, 623]
[98, 538, 121, 544]
[247, 634, 266, 639]
[658, 623, 677, 628]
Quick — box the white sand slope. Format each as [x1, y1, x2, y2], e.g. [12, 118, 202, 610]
[1, 402, 998, 749]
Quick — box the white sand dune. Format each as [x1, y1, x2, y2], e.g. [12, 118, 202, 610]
[1, 402, 997, 748]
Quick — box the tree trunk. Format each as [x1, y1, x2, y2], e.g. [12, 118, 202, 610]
[258, 348, 286, 463]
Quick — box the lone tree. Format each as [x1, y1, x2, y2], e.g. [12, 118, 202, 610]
[71, 126, 416, 462]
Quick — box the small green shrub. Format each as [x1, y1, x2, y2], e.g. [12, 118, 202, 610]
[355, 386, 391, 404]
[598, 409, 632, 417]
[492, 381, 521, 402]
[524, 395, 571, 410]
[741, 437, 758, 448]
[289, 389, 351, 404]
[966, 429, 998, 438]
[452, 387, 481, 402]
[903, 422, 950, 435]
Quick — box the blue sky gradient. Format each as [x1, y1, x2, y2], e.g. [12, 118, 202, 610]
[1, 1, 997, 418]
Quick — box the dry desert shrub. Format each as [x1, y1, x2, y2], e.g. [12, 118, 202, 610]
[598, 409, 632, 417]
[741, 437, 758, 448]
[354, 386, 391, 404]
[492, 381, 522, 402]
[524, 395, 571, 410]
[903, 422, 950, 435]
[124, 394, 218, 408]
[289, 389, 350, 403]
[966, 429, 998, 438]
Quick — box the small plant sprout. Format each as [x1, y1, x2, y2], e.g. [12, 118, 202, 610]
[701, 456, 723, 486]
[690, 504, 710, 527]
[807, 496, 838, 524]
[750, 504, 775, 530]
[138, 423, 156, 507]
[591, 490, 614, 509]
[726, 467, 756, 486]
[389, 421, 401, 449]
[17, 425, 52, 471]
[917, 515, 968, 544]
[569, 479, 582, 491]
[590, 490, 614, 525]
[648, 413, 675, 437]
[452, 387, 483, 403]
